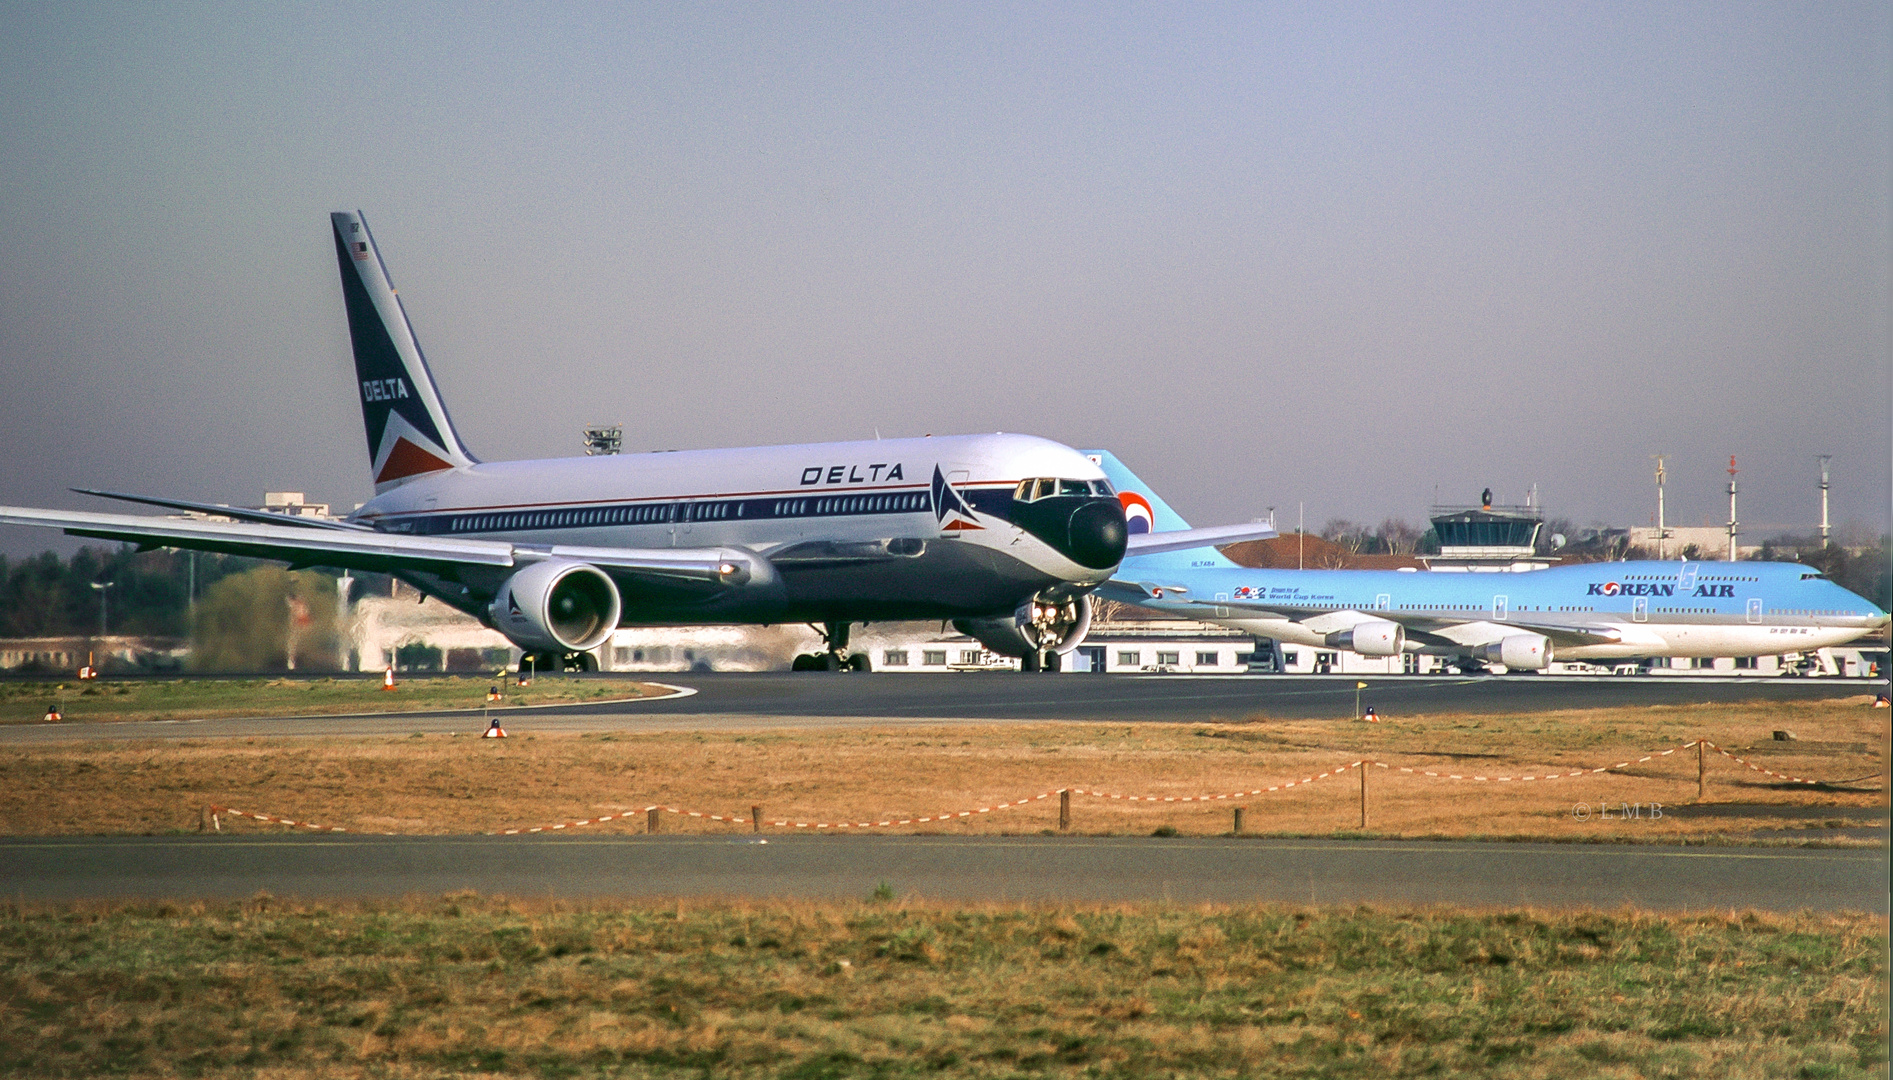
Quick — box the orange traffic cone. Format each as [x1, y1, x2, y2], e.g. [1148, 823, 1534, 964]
[1363, 706, 1380, 723]
[483, 716, 507, 738]
[382, 666, 396, 691]
[43, 705, 61, 722]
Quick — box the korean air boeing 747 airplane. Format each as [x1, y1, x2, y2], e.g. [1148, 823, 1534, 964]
[0, 214, 1274, 673]
[1088, 451, 1889, 672]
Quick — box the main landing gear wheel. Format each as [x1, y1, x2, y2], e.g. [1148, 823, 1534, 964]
[791, 622, 870, 673]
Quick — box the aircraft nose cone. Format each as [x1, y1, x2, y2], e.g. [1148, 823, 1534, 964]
[1064, 499, 1128, 570]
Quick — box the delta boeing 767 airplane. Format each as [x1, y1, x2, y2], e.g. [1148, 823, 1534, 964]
[0, 213, 1273, 673]
[1090, 452, 1889, 672]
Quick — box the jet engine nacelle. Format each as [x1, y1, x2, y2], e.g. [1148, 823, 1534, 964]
[953, 593, 1094, 659]
[487, 559, 622, 653]
[1325, 619, 1405, 657]
[1481, 633, 1553, 671]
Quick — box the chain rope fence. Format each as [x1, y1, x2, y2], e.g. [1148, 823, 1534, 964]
[202, 738, 1883, 836]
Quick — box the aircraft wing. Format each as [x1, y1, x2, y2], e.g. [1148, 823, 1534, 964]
[0, 505, 752, 586]
[1125, 522, 1278, 556]
[1101, 582, 1628, 649]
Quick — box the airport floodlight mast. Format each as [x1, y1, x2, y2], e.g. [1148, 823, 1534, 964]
[1651, 454, 1668, 560]
[1817, 455, 1832, 549]
[90, 580, 114, 637]
[581, 425, 622, 456]
[1725, 456, 1739, 562]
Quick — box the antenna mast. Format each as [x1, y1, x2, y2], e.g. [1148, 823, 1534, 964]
[1725, 456, 1739, 562]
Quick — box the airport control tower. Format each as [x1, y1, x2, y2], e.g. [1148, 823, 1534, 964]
[1424, 488, 1551, 572]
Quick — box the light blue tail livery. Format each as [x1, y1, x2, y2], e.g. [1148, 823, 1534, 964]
[1082, 450, 1241, 570]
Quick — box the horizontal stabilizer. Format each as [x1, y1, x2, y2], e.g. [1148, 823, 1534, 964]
[1097, 579, 1191, 602]
[71, 488, 370, 531]
[1125, 522, 1277, 557]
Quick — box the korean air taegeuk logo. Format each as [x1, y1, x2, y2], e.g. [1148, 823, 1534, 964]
[1119, 492, 1154, 534]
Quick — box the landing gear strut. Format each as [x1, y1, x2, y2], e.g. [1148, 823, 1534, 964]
[791, 622, 871, 672]
[1019, 649, 1062, 673]
[518, 650, 597, 675]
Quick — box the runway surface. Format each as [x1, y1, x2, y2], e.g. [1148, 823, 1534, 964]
[3, 835, 1880, 912]
[2, 672, 1881, 743]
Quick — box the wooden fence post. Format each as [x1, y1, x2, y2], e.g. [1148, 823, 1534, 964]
[751, 805, 762, 832]
[1233, 806, 1245, 835]
[1058, 789, 1070, 831]
[1698, 740, 1705, 802]
[647, 807, 660, 833]
[1359, 763, 1367, 830]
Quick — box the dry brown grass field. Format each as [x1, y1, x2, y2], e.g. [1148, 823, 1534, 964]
[0, 699, 1882, 841]
[0, 896, 1883, 1079]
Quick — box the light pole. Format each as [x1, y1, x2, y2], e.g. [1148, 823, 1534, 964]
[90, 581, 115, 638]
[1817, 455, 1831, 549]
[1651, 454, 1667, 560]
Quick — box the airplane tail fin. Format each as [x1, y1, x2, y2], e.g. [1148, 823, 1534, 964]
[331, 211, 477, 492]
[1082, 449, 1241, 569]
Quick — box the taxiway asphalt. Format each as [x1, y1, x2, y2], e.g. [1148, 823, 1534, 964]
[2, 834, 1881, 912]
[2, 671, 1881, 743]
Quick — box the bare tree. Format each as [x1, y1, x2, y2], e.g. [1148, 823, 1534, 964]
[1375, 518, 1423, 555]
[1320, 519, 1370, 555]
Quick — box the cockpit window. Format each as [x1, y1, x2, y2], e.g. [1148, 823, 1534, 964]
[1801, 572, 1828, 580]
[1015, 477, 1113, 502]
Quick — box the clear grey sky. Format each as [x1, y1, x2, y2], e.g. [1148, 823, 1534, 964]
[2, 2, 1887, 557]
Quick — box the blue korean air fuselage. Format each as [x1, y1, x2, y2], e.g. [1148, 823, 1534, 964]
[1121, 560, 1888, 661]
[1089, 448, 1888, 666]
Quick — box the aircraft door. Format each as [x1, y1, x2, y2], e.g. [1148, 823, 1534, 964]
[1492, 595, 1508, 620]
[1374, 593, 1391, 611]
[1747, 598, 1762, 624]
[1632, 597, 1648, 622]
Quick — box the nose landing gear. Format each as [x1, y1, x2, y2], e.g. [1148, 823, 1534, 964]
[791, 621, 872, 672]
[1019, 649, 1061, 673]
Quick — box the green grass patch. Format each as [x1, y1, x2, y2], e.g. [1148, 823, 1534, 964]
[0, 676, 666, 725]
[0, 897, 1882, 1078]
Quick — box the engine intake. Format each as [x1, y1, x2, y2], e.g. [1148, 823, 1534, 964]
[1480, 633, 1553, 671]
[953, 593, 1094, 658]
[1324, 619, 1405, 657]
[488, 559, 622, 653]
